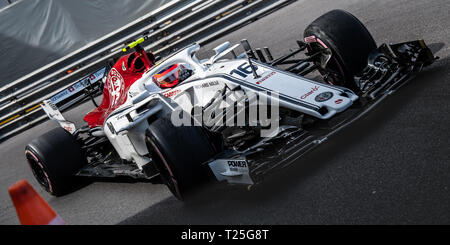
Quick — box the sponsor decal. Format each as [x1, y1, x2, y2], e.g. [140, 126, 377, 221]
[301, 86, 320, 100]
[227, 160, 248, 173]
[314, 91, 334, 102]
[63, 124, 74, 133]
[106, 68, 125, 106]
[163, 89, 181, 98]
[50, 82, 84, 102]
[128, 91, 139, 98]
[209, 159, 254, 184]
[335, 98, 343, 104]
[50, 91, 68, 103]
[227, 160, 248, 168]
[256, 71, 276, 85]
[50, 67, 106, 104]
[194, 80, 219, 89]
[122, 62, 127, 71]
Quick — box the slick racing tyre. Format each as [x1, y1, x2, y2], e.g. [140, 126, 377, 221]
[146, 114, 217, 200]
[304, 9, 377, 88]
[25, 127, 86, 196]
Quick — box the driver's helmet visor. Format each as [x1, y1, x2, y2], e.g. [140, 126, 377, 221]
[153, 64, 180, 88]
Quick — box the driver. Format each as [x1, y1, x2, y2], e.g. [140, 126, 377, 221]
[152, 64, 193, 88]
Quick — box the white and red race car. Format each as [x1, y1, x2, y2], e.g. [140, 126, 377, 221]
[25, 10, 435, 200]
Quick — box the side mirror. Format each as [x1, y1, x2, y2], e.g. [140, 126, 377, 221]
[213, 42, 231, 56]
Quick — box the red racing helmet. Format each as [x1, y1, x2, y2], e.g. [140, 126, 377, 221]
[152, 64, 192, 89]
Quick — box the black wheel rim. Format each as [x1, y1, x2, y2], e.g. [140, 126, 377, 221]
[25, 150, 51, 193]
[309, 41, 347, 86]
[146, 136, 183, 199]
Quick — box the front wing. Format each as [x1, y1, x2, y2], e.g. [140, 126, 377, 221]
[206, 40, 436, 186]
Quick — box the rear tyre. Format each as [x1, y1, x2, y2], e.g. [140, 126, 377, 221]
[145, 114, 217, 200]
[304, 9, 377, 87]
[25, 127, 86, 196]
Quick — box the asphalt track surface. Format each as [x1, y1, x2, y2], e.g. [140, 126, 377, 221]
[1, 0, 449, 225]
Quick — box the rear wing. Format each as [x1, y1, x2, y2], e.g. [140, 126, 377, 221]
[40, 66, 109, 134]
[49, 66, 108, 108]
[41, 100, 77, 134]
[0, 66, 109, 142]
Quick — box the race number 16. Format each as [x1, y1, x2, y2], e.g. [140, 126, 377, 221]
[230, 62, 258, 78]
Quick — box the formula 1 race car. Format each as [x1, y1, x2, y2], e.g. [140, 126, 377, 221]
[25, 10, 435, 199]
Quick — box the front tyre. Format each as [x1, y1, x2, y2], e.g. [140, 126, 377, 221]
[145, 115, 217, 200]
[25, 127, 86, 196]
[304, 9, 377, 88]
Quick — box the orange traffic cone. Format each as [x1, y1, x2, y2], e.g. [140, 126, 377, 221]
[8, 180, 65, 225]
